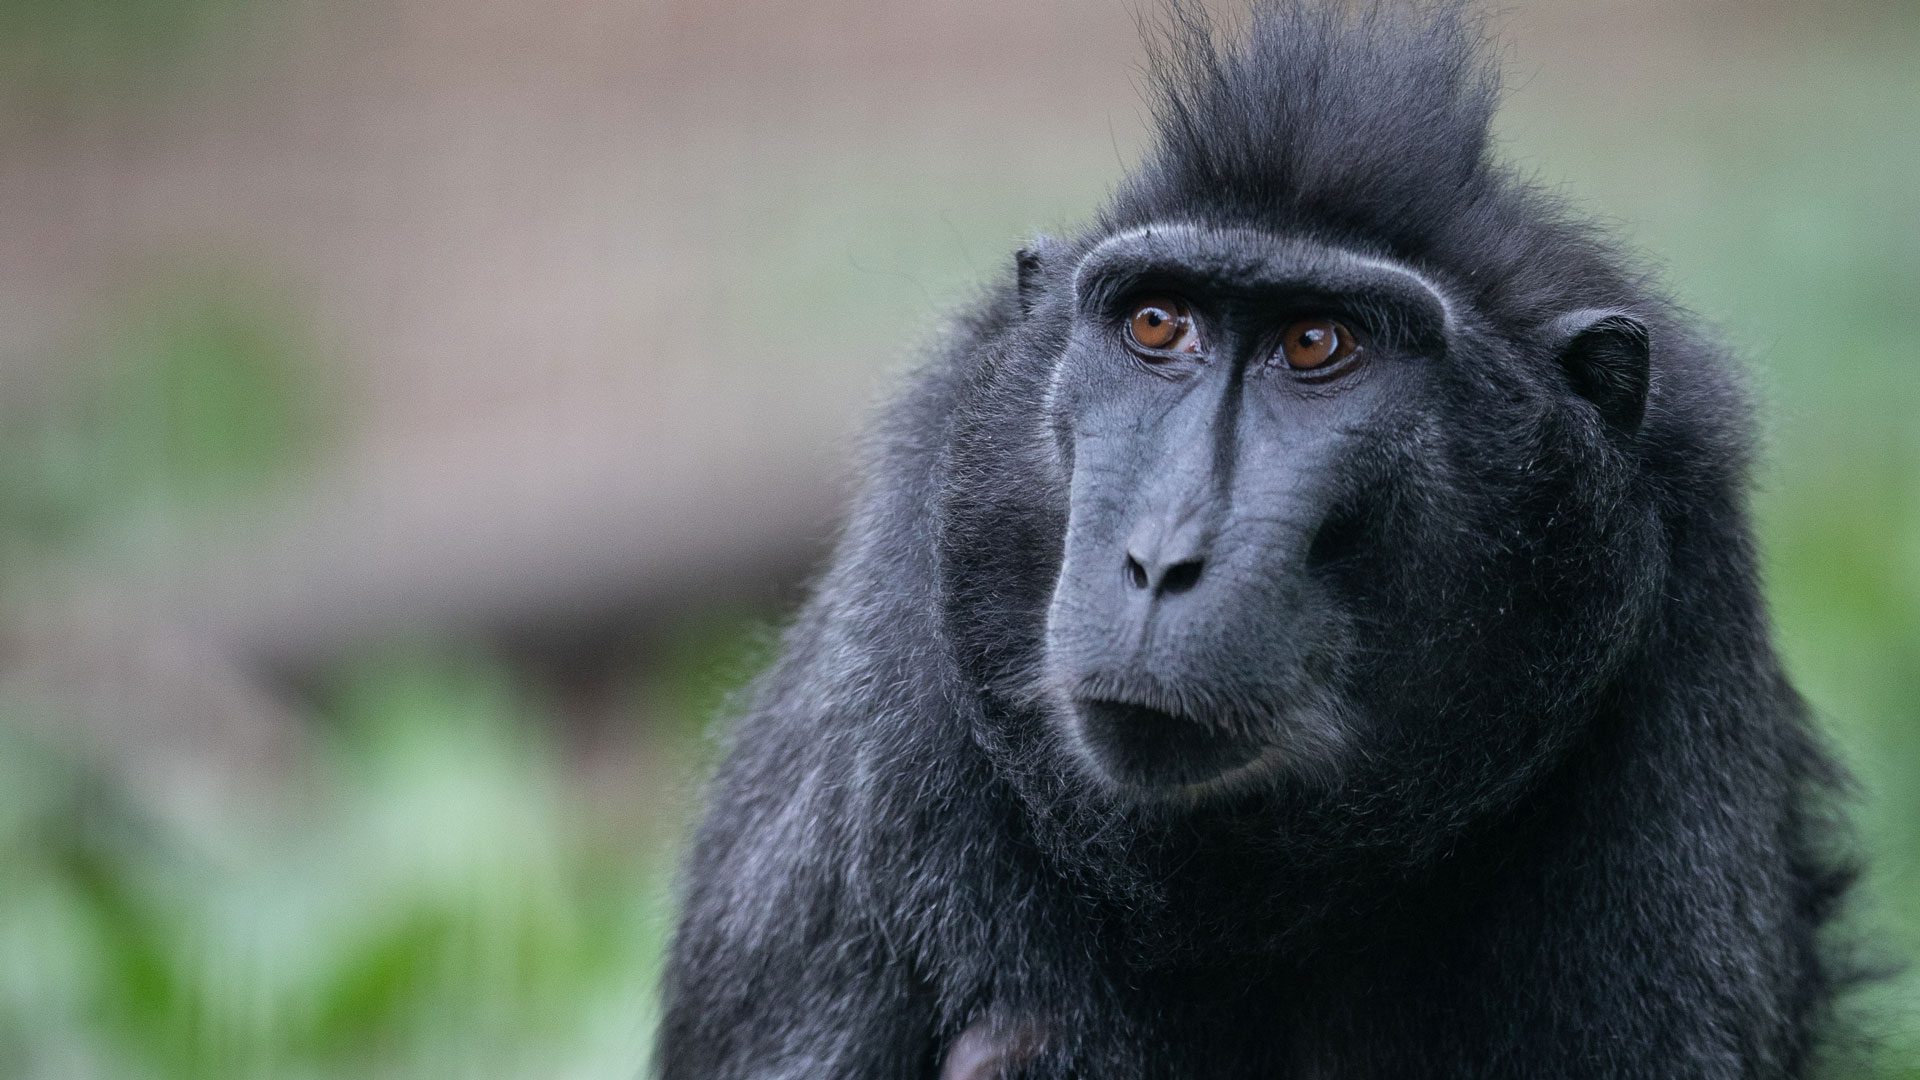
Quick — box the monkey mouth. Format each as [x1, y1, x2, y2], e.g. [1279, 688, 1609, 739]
[1071, 696, 1275, 792]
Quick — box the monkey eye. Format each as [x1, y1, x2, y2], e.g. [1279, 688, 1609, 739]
[1278, 317, 1360, 371]
[1124, 296, 1200, 355]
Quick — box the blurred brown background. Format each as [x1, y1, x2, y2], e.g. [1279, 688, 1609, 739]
[0, 1, 1915, 1077]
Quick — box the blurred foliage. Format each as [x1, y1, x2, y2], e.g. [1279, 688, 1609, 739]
[0, 273, 329, 581]
[0, 654, 687, 1080]
[0, 0, 248, 103]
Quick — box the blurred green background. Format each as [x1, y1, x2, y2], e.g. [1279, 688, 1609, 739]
[0, 0, 1914, 1077]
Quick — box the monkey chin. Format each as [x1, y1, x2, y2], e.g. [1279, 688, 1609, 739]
[1066, 696, 1297, 804]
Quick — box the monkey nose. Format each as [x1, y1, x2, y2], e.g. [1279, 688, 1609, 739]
[1122, 534, 1207, 598]
[1121, 495, 1215, 599]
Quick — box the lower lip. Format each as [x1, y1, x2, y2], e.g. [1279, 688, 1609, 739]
[1073, 698, 1270, 791]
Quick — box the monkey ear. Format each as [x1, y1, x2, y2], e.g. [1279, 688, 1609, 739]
[1015, 235, 1059, 315]
[1551, 309, 1650, 435]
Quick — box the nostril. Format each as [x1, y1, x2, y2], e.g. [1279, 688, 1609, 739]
[1124, 554, 1150, 590]
[1160, 558, 1204, 595]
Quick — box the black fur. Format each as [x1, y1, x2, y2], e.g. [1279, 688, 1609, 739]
[657, 3, 1857, 1076]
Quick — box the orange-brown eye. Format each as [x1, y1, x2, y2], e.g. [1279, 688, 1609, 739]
[1126, 297, 1198, 353]
[1279, 317, 1359, 370]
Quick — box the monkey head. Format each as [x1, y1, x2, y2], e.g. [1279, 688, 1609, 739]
[938, 221, 1668, 823]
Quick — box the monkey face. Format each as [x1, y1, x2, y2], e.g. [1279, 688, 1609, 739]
[968, 223, 1662, 806]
